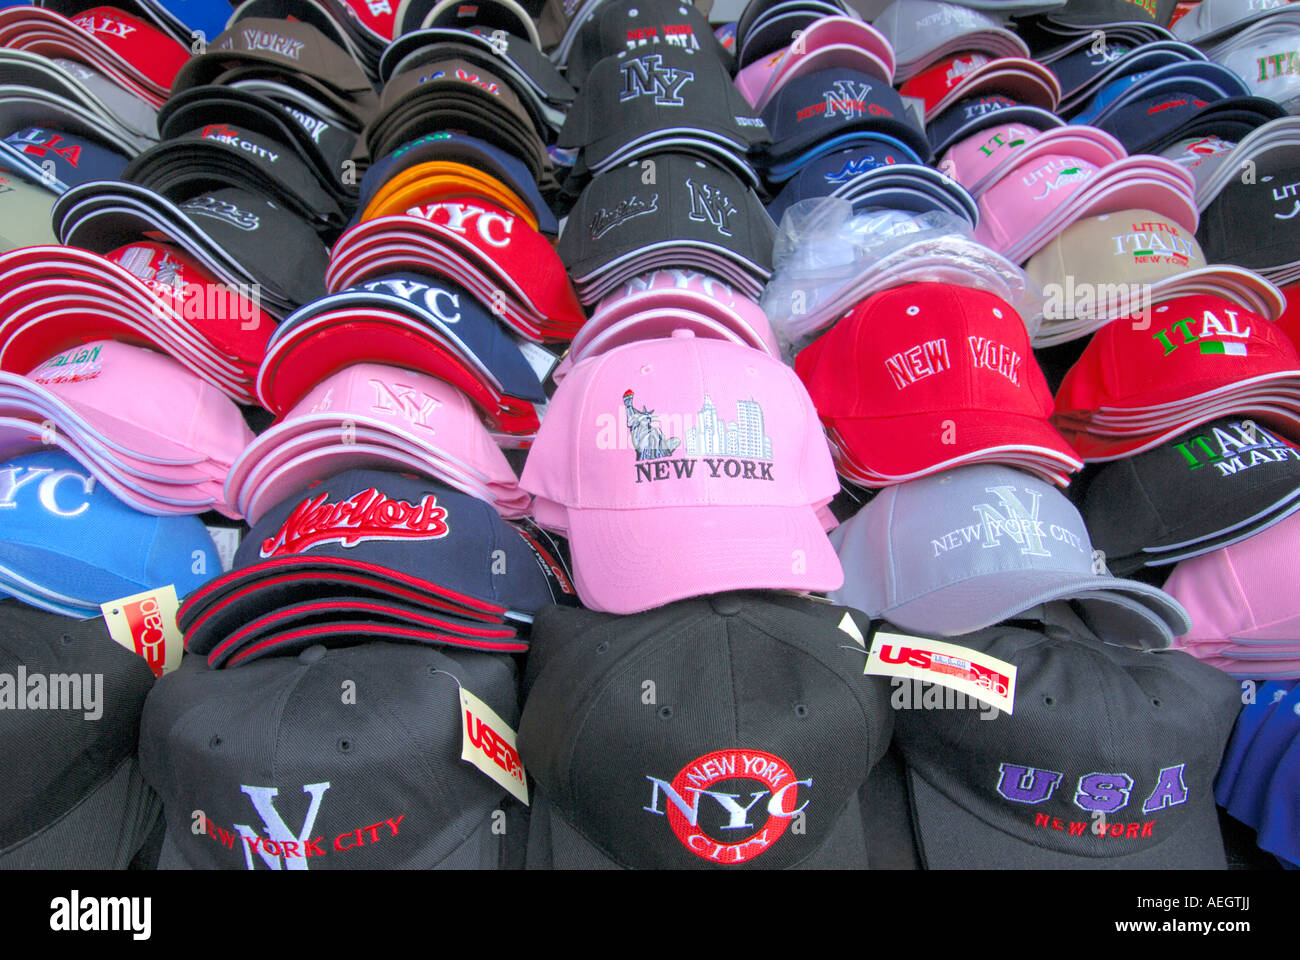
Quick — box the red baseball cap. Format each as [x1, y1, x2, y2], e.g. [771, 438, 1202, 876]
[900, 53, 1061, 123]
[1054, 294, 1300, 460]
[795, 283, 1082, 485]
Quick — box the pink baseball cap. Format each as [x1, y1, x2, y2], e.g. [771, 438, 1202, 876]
[227, 362, 529, 521]
[735, 17, 896, 110]
[974, 151, 1197, 263]
[1164, 507, 1300, 654]
[520, 330, 843, 614]
[901, 54, 1061, 122]
[552, 270, 780, 383]
[940, 124, 1128, 199]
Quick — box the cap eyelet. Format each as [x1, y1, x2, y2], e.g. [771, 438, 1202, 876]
[906, 305, 920, 316]
[745, 366, 758, 376]
[59, 634, 72, 645]
[595, 641, 610, 654]
[658, 706, 673, 720]
[338, 738, 353, 753]
[209, 736, 222, 749]
[992, 308, 1003, 319]
[640, 364, 653, 375]
[1151, 698, 1162, 708]
[793, 703, 809, 718]
[1042, 695, 1055, 707]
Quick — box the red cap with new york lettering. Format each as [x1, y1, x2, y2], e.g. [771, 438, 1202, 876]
[794, 283, 1082, 487]
[1053, 294, 1300, 461]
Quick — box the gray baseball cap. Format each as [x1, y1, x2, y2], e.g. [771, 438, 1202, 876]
[829, 463, 1191, 647]
[1172, 0, 1294, 44]
[891, 606, 1241, 869]
[873, 0, 1029, 77]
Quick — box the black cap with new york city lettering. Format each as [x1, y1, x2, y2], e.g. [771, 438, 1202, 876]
[517, 593, 894, 869]
[891, 606, 1240, 868]
[138, 641, 527, 869]
[1083, 416, 1300, 573]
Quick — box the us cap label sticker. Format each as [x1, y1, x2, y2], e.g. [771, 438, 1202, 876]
[865, 630, 1016, 715]
[460, 688, 529, 804]
[101, 585, 183, 678]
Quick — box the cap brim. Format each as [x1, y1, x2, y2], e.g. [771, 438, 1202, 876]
[907, 767, 1228, 869]
[562, 502, 842, 615]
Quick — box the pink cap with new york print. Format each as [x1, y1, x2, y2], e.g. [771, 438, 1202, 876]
[521, 330, 843, 614]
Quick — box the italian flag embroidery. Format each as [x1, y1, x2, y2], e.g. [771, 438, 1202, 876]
[1199, 341, 1247, 355]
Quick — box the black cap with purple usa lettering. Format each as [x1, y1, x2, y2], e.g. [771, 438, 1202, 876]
[890, 607, 1241, 869]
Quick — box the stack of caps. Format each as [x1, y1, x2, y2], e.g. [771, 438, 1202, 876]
[1016, 0, 1181, 45]
[557, 153, 777, 303]
[1039, 34, 1207, 116]
[1173, 0, 1296, 46]
[558, 44, 770, 191]
[1210, 680, 1300, 867]
[969, 130, 1198, 264]
[1203, 5, 1300, 112]
[318, 0, 400, 78]
[171, 18, 380, 134]
[796, 283, 1082, 486]
[0, 169, 58, 251]
[873, 0, 1029, 81]
[51, 178, 330, 317]
[37, 0, 236, 46]
[0, 340, 253, 516]
[0, 450, 219, 616]
[829, 463, 1192, 648]
[902, 51, 1060, 129]
[0, 241, 273, 403]
[551, 269, 781, 382]
[520, 330, 844, 613]
[380, 22, 575, 142]
[0, 4, 189, 108]
[1165, 116, 1300, 210]
[557, 0, 729, 87]
[177, 467, 576, 667]
[116, 85, 362, 239]
[227, 362, 532, 522]
[1024, 207, 1286, 346]
[360, 52, 555, 195]
[1194, 126, 1300, 286]
[1052, 294, 1300, 460]
[140, 639, 529, 868]
[1082, 416, 1300, 573]
[1164, 509, 1300, 677]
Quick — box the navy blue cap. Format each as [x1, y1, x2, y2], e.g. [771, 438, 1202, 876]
[270, 271, 548, 403]
[1071, 60, 1252, 126]
[0, 126, 128, 194]
[177, 469, 576, 653]
[1050, 40, 1204, 108]
[765, 141, 919, 221]
[1256, 709, 1300, 868]
[1215, 680, 1293, 808]
[1221, 682, 1299, 835]
[926, 93, 1062, 156]
[758, 69, 931, 167]
[1099, 93, 1286, 156]
[354, 132, 557, 237]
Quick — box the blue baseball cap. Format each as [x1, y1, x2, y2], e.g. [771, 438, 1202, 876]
[1216, 680, 1293, 803]
[0, 126, 129, 194]
[1256, 716, 1300, 868]
[1071, 60, 1252, 126]
[1223, 682, 1300, 830]
[765, 141, 920, 221]
[0, 450, 220, 616]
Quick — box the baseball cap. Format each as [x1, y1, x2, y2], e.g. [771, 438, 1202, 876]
[1044, 0, 1181, 27]
[795, 283, 1082, 486]
[829, 463, 1192, 648]
[1174, 0, 1294, 45]
[227, 361, 529, 523]
[938, 122, 1124, 198]
[1026, 207, 1287, 345]
[0, 450, 220, 618]
[139, 641, 526, 868]
[873, 0, 1029, 79]
[1053, 294, 1300, 460]
[0, 169, 57, 250]
[557, 154, 777, 303]
[520, 331, 843, 614]
[1045, 37, 1206, 111]
[178, 468, 575, 654]
[0, 124, 130, 194]
[0, 599, 161, 869]
[891, 615, 1240, 868]
[518, 594, 893, 868]
[1197, 138, 1300, 286]
[1083, 416, 1300, 572]
[564, 0, 728, 86]
[900, 53, 1061, 122]
[926, 92, 1064, 156]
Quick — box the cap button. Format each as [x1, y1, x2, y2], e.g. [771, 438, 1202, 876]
[298, 644, 327, 664]
[671, 328, 696, 340]
[710, 594, 742, 616]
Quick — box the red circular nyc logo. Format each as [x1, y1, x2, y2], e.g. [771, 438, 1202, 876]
[660, 749, 808, 865]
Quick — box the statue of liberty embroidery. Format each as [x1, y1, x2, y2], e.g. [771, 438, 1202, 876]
[623, 389, 680, 461]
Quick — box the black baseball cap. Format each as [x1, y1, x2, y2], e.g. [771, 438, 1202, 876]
[892, 608, 1241, 869]
[926, 92, 1062, 155]
[178, 469, 576, 654]
[0, 600, 161, 869]
[1101, 92, 1286, 157]
[518, 593, 894, 869]
[559, 45, 769, 175]
[1039, 0, 1181, 28]
[758, 68, 932, 166]
[1197, 141, 1300, 275]
[565, 0, 730, 88]
[139, 641, 528, 869]
[1083, 416, 1300, 573]
[556, 152, 777, 301]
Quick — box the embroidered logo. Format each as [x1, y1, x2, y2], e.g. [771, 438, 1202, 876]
[259, 487, 450, 557]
